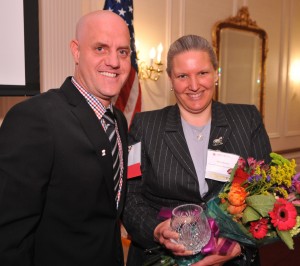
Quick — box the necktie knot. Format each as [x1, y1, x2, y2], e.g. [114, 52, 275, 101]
[104, 109, 115, 126]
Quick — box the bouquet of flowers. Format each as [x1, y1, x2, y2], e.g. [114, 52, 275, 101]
[207, 152, 300, 250]
[143, 152, 300, 265]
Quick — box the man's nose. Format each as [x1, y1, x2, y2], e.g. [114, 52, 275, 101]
[105, 51, 120, 68]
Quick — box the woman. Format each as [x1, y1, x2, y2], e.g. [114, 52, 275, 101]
[122, 35, 271, 265]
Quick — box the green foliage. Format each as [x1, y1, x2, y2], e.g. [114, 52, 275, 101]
[242, 206, 261, 224]
[276, 228, 294, 250]
[246, 194, 276, 217]
[270, 152, 290, 166]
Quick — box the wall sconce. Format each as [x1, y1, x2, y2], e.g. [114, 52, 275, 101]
[136, 42, 164, 81]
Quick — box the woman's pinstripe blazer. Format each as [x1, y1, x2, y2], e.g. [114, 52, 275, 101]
[123, 101, 272, 250]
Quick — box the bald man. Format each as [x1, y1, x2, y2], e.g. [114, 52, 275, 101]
[0, 11, 130, 265]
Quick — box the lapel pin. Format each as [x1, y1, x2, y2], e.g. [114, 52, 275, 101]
[213, 137, 223, 146]
[102, 149, 106, 156]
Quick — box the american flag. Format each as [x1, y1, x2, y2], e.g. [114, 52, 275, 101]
[103, 0, 141, 126]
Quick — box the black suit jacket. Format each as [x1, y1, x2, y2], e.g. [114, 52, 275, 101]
[0, 77, 128, 265]
[123, 102, 271, 264]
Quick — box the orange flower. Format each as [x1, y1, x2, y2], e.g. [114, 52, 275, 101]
[228, 183, 247, 206]
[227, 203, 247, 215]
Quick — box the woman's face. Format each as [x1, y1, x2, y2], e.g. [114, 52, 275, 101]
[169, 50, 218, 115]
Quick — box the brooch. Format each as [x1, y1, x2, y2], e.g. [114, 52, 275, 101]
[213, 137, 223, 146]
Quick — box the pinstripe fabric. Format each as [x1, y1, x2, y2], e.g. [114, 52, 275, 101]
[122, 101, 271, 264]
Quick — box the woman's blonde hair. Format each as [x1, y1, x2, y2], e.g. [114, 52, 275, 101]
[166, 35, 218, 76]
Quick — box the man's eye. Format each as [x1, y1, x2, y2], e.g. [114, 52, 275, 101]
[199, 71, 208, 76]
[177, 74, 187, 79]
[97, 47, 104, 52]
[119, 49, 130, 57]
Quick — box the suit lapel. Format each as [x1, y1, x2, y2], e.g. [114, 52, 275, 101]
[209, 101, 232, 151]
[163, 103, 233, 184]
[162, 102, 233, 200]
[206, 101, 232, 195]
[164, 105, 198, 180]
[60, 78, 116, 210]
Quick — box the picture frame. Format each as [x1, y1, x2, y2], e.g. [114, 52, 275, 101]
[0, 0, 40, 96]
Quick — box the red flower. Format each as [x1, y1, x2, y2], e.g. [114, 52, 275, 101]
[237, 157, 247, 168]
[249, 218, 268, 239]
[232, 168, 250, 185]
[269, 198, 297, 230]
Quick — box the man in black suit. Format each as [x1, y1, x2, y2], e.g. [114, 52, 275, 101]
[123, 35, 272, 265]
[0, 10, 130, 265]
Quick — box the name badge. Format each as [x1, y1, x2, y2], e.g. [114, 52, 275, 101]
[205, 150, 239, 182]
[127, 142, 142, 179]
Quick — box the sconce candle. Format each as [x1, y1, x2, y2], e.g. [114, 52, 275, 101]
[290, 60, 300, 83]
[135, 40, 140, 54]
[156, 43, 163, 64]
[135, 41, 164, 81]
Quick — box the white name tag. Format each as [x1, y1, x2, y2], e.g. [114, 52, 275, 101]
[205, 150, 239, 182]
[127, 142, 142, 179]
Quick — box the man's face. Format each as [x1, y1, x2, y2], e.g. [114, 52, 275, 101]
[71, 14, 131, 106]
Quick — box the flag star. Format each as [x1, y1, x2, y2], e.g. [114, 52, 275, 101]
[129, 6, 133, 12]
[118, 8, 126, 16]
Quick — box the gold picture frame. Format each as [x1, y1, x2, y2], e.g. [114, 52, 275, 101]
[212, 7, 268, 117]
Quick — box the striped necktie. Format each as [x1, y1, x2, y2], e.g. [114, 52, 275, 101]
[103, 109, 120, 198]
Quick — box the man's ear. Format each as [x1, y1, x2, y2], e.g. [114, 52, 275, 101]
[70, 39, 79, 64]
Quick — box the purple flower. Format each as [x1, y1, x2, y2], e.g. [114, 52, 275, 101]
[248, 175, 262, 183]
[292, 173, 300, 194]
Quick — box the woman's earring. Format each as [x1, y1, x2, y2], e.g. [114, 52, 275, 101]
[170, 88, 173, 91]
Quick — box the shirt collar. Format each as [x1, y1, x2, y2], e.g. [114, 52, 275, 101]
[71, 77, 113, 119]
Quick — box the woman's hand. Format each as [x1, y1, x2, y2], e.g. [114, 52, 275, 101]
[153, 218, 193, 256]
[191, 238, 241, 266]
[154, 220, 242, 265]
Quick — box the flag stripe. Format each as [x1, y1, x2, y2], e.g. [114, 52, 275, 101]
[120, 72, 141, 125]
[115, 67, 136, 109]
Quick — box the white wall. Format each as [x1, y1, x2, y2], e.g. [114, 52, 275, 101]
[1, 0, 300, 168]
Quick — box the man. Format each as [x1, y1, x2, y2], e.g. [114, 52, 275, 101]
[0, 10, 130, 265]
